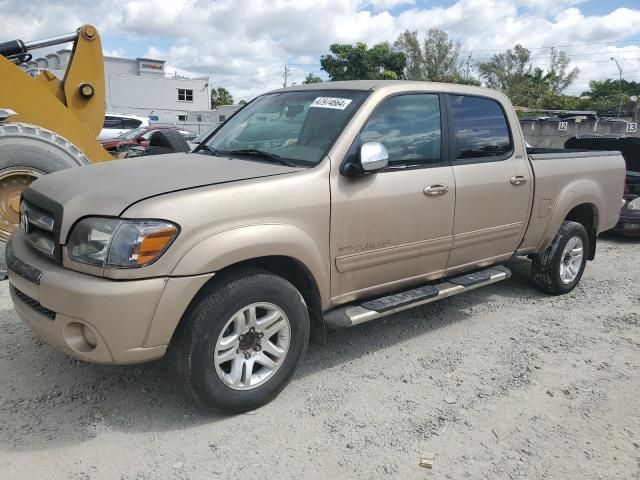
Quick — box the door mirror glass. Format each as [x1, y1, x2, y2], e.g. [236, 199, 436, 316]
[360, 142, 389, 172]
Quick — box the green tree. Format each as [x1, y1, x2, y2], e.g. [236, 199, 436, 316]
[545, 48, 579, 94]
[320, 42, 406, 81]
[477, 44, 532, 94]
[579, 79, 640, 113]
[303, 73, 323, 84]
[423, 28, 462, 82]
[211, 87, 234, 108]
[393, 30, 424, 80]
[478, 45, 579, 107]
[393, 29, 479, 84]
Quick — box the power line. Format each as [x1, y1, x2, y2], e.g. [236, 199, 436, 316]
[527, 49, 640, 60]
[530, 56, 640, 66]
[459, 39, 640, 54]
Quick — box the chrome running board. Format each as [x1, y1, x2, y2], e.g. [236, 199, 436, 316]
[324, 265, 511, 329]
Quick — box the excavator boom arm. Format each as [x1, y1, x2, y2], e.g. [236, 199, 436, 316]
[0, 25, 110, 162]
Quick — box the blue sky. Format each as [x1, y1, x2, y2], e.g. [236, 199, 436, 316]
[3, 0, 639, 100]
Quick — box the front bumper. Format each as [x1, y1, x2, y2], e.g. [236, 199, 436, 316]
[7, 230, 213, 364]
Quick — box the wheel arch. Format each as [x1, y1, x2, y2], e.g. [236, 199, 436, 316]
[168, 224, 330, 341]
[539, 180, 604, 259]
[564, 203, 598, 260]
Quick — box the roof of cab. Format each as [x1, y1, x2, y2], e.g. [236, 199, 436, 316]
[267, 79, 502, 99]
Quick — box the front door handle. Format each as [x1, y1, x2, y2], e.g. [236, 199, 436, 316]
[423, 184, 449, 196]
[510, 175, 528, 186]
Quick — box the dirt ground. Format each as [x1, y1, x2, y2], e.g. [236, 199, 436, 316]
[0, 234, 638, 479]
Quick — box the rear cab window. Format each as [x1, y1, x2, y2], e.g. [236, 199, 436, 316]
[448, 95, 513, 161]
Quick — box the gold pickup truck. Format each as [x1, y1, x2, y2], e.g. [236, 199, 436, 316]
[7, 81, 625, 413]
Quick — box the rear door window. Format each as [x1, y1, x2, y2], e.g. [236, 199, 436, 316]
[449, 95, 512, 160]
[360, 94, 442, 167]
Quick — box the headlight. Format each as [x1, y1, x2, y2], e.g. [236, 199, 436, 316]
[67, 218, 179, 268]
[627, 197, 640, 210]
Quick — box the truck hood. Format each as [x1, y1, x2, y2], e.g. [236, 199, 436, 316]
[26, 152, 302, 239]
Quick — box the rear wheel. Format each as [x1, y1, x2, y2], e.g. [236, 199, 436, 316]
[170, 269, 310, 413]
[531, 220, 588, 295]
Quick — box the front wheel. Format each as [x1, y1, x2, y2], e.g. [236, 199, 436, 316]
[531, 220, 589, 295]
[170, 269, 310, 413]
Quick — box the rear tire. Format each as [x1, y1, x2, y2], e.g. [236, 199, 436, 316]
[531, 221, 589, 295]
[169, 269, 310, 413]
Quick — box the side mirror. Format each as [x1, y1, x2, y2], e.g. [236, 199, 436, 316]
[360, 142, 389, 172]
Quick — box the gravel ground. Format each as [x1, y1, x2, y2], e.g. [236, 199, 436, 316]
[0, 235, 638, 479]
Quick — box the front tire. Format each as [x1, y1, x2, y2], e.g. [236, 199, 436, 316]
[170, 269, 310, 413]
[531, 220, 589, 295]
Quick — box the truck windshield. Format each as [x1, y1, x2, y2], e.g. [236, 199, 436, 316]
[200, 90, 368, 166]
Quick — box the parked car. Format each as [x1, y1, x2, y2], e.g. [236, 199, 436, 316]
[100, 126, 197, 152]
[8, 81, 625, 413]
[98, 113, 149, 140]
[565, 135, 640, 236]
[619, 171, 640, 235]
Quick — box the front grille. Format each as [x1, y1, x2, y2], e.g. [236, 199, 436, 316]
[20, 200, 57, 259]
[11, 286, 56, 321]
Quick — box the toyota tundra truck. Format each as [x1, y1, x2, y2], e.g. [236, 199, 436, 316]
[7, 81, 625, 413]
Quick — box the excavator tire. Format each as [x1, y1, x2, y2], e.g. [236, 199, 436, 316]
[0, 122, 90, 278]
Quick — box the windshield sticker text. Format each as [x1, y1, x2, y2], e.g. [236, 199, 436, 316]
[310, 97, 353, 110]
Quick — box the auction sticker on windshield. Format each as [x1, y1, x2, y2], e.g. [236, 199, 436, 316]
[310, 97, 353, 110]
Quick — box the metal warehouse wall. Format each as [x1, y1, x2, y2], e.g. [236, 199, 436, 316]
[521, 119, 640, 148]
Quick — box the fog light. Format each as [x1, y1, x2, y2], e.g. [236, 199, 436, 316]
[82, 324, 98, 348]
[63, 322, 98, 353]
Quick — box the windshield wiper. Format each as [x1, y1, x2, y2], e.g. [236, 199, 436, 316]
[196, 145, 224, 156]
[226, 149, 298, 167]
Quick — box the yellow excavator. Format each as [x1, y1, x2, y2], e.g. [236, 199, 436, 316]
[0, 25, 113, 269]
[0, 25, 194, 275]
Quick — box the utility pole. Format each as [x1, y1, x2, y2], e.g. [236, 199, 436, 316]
[610, 57, 623, 118]
[465, 52, 472, 81]
[283, 64, 290, 88]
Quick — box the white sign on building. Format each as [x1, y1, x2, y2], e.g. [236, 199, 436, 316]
[138, 59, 164, 75]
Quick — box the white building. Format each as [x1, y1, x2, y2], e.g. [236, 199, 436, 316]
[22, 50, 211, 124]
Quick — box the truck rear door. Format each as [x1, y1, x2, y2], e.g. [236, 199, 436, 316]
[445, 94, 533, 273]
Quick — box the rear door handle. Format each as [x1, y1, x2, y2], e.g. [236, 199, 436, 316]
[510, 175, 528, 186]
[423, 184, 449, 196]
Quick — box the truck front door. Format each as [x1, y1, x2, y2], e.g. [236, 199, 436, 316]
[445, 94, 532, 273]
[330, 93, 455, 305]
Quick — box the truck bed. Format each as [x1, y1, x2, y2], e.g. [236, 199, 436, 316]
[518, 149, 625, 254]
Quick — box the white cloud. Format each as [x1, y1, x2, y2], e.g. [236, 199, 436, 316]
[1, 0, 639, 100]
[103, 48, 124, 58]
[365, 0, 415, 11]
